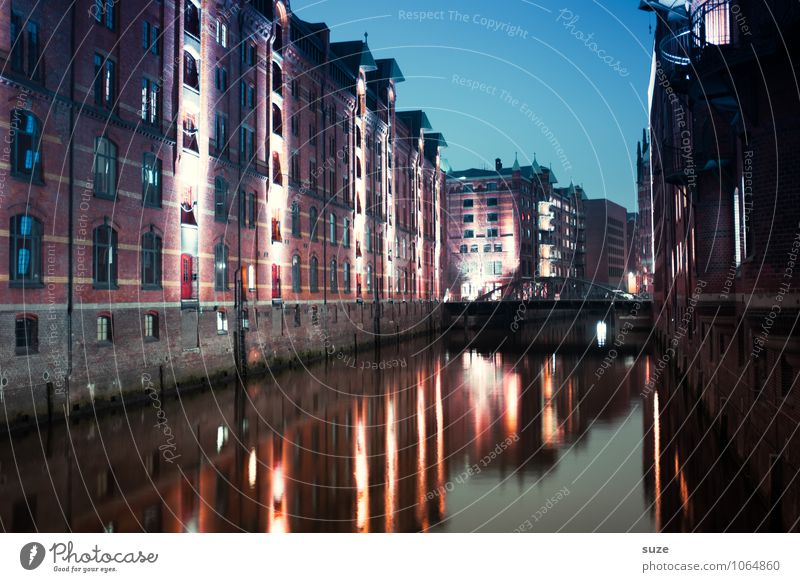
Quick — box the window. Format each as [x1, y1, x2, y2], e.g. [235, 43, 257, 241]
[143, 21, 159, 55]
[365, 225, 372, 252]
[271, 216, 282, 242]
[215, 66, 228, 91]
[93, 0, 115, 29]
[488, 213, 499, 222]
[10, 214, 42, 285]
[272, 104, 282, 136]
[183, 114, 198, 152]
[216, 310, 228, 334]
[309, 125, 317, 146]
[491, 261, 503, 275]
[239, 126, 254, 162]
[214, 243, 229, 291]
[10, 15, 40, 79]
[241, 41, 255, 66]
[142, 153, 162, 207]
[184, 1, 200, 38]
[463, 230, 474, 238]
[343, 262, 351, 293]
[272, 62, 282, 95]
[459, 244, 468, 253]
[470, 245, 478, 253]
[494, 244, 503, 252]
[291, 115, 299, 137]
[291, 202, 301, 237]
[486, 182, 497, 191]
[343, 217, 350, 248]
[93, 224, 118, 288]
[366, 265, 373, 294]
[94, 137, 117, 199]
[310, 256, 319, 292]
[214, 177, 227, 222]
[292, 255, 301, 293]
[248, 193, 256, 229]
[271, 264, 281, 298]
[330, 259, 338, 292]
[463, 199, 474, 208]
[140, 78, 160, 125]
[463, 184, 474, 193]
[483, 244, 492, 253]
[463, 214, 474, 223]
[144, 313, 159, 340]
[487, 228, 498, 238]
[329, 213, 336, 244]
[309, 207, 318, 241]
[15, 315, 38, 355]
[10, 110, 42, 180]
[183, 51, 199, 91]
[238, 190, 247, 225]
[97, 315, 112, 343]
[487, 197, 498, 207]
[215, 20, 228, 47]
[93, 53, 116, 108]
[141, 231, 162, 288]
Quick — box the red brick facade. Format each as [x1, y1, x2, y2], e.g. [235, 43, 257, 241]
[0, 0, 447, 425]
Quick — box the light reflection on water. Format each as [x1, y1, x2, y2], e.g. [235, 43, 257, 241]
[0, 321, 770, 532]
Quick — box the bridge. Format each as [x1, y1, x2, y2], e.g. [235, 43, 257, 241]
[443, 277, 652, 329]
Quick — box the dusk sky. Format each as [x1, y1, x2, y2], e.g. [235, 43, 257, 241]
[291, 0, 655, 209]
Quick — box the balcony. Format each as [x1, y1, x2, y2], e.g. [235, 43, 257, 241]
[659, 27, 691, 67]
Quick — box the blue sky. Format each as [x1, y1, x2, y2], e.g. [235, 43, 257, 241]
[290, 0, 655, 210]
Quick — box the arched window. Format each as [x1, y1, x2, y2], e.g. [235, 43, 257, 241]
[272, 152, 282, 184]
[330, 258, 338, 292]
[356, 125, 361, 144]
[93, 224, 118, 287]
[272, 62, 282, 95]
[15, 314, 38, 355]
[292, 254, 301, 293]
[183, 51, 200, 91]
[214, 176, 228, 221]
[141, 230, 162, 288]
[356, 157, 362, 179]
[9, 214, 42, 285]
[310, 256, 319, 292]
[343, 262, 351, 293]
[291, 201, 300, 237]
[328, 213, 336, 244]
[309, 206, 318, 241]
[366, 264, 373, 294]
[272, 104, 283, 136]
[97, 314, 112, 343]
[184, 1, 200, 38]
[94, 137, 117, 199]
[214, 242, 228, 291]
[142, 153, 162, 207]
[11, 110, 42, 180]
[144, 312, 159, 340]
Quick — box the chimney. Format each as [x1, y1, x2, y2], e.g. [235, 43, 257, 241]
[495, 158, 502, 172]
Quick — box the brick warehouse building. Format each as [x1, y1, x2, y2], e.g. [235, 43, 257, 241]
[643, 0, 800, 528]
[0, 0, 447, 424]
[636, 128, 654, 297]
[445, 155, 583, 300]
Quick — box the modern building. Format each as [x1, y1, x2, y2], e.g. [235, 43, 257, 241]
[642, 0, 800, 528]
[0, 0, 447, 423]
[582, 198, 629, 288]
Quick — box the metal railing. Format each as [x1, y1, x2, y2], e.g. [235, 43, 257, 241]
[659, 27, 692, 66]
[691, 0, 732, 50]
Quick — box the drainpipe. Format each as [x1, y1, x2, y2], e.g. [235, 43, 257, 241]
[66, 0, 77, 415]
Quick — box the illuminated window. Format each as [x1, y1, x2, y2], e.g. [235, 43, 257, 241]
[216, 310, 228, 334]
[10, 214, 42, 285]
[97, 315, 112, 343]
[10, 110, 42, 180]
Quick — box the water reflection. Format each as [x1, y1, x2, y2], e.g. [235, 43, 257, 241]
[0, 320, 776, 532]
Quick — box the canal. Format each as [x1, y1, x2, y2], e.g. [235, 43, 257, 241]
[0, 315, 771, 532]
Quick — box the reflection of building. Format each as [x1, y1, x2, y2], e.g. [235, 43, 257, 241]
[642, 0, 800, 529]
[445, 156, 582, 300]
[582, 198, 629, 288]
[0, 0, 447, 423]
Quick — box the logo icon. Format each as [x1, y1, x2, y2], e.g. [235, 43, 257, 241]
[20, 542, 46, 570]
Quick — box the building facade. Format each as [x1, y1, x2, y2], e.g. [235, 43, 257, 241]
[643, 0, 800, 529]
[582, 198, 629, 288]
[636, 128, 654, 297]
[0, 0, 447, 424]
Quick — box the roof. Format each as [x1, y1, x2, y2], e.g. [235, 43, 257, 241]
[372, 58, 405, 83]
[330, 40, 377, 76]
[396, 110, 432, 135]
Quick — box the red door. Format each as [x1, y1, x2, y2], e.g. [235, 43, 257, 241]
[181, 254, 193, 300]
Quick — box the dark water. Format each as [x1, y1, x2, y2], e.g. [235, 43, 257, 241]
[0, 316, 770, 532]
